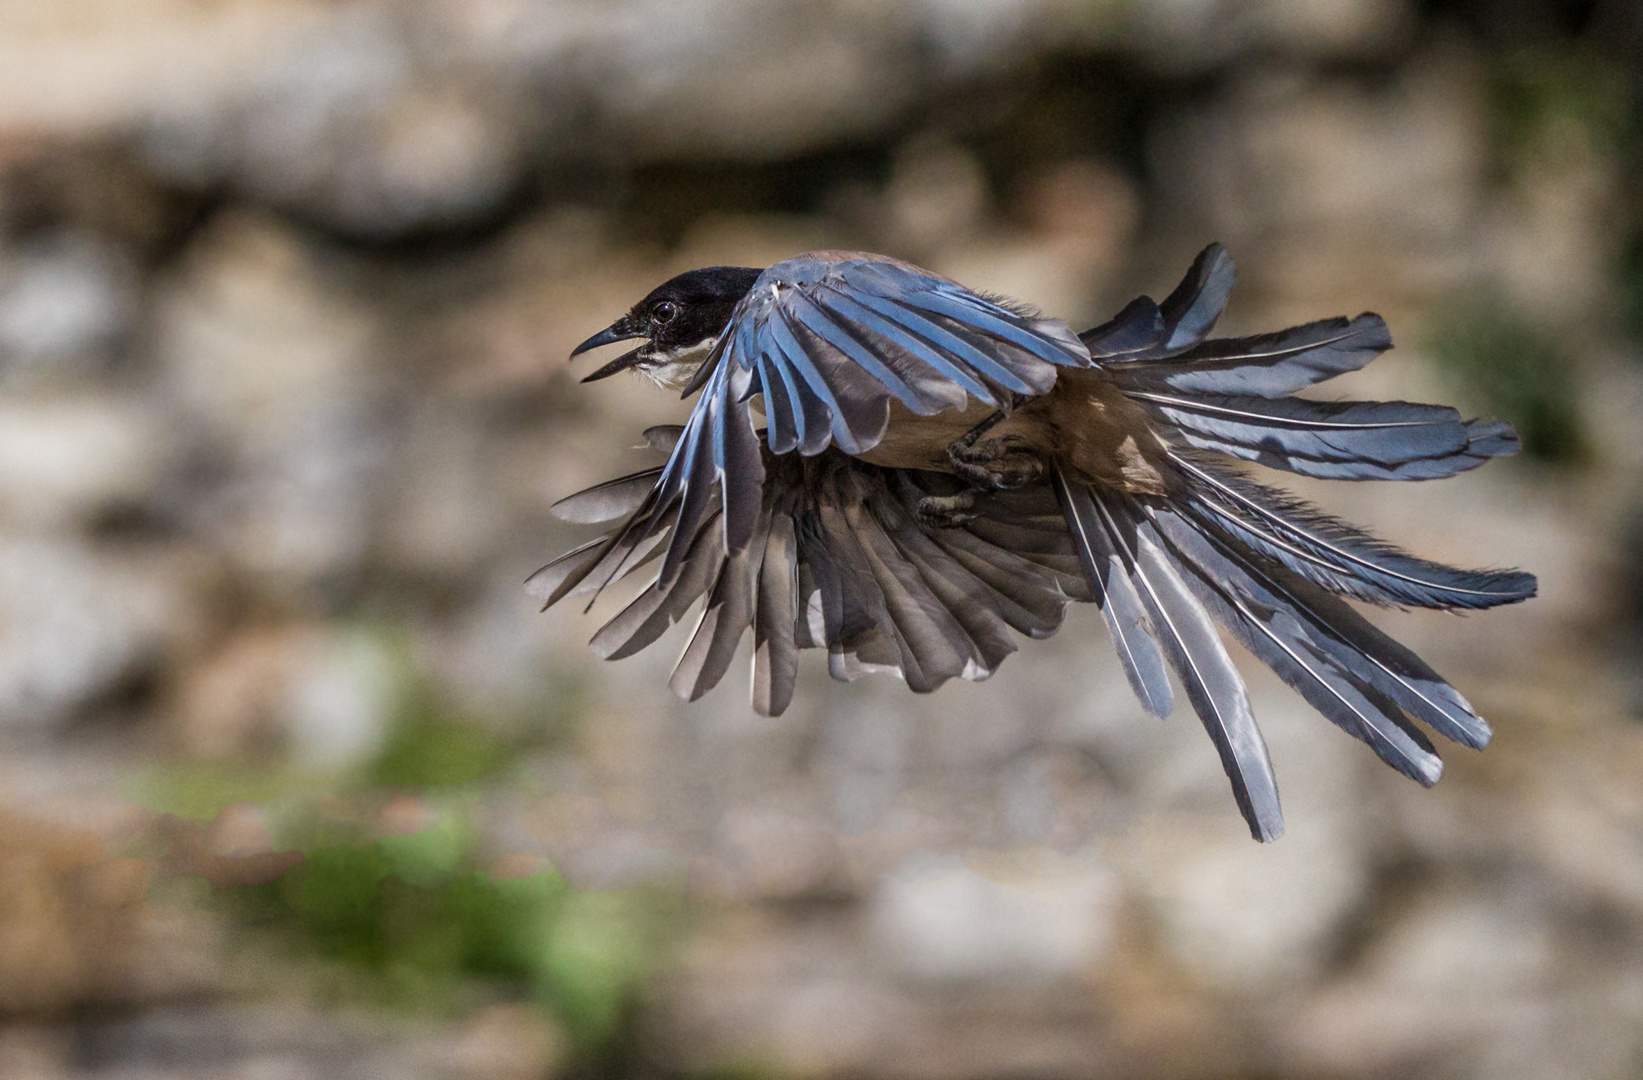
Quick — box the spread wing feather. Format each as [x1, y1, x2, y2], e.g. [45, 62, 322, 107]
[533, 442, 1085, 712]
[1109, 314, 1393, 397]
[1128, 392, 1514, 481]
[1172, 453, 1537, 610]
[549, 468, 664, 524]
[752, 515, 801, 716]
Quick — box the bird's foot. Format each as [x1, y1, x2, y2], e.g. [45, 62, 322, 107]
[916, 491, 980, 529]
[949, 434, 1045, 490]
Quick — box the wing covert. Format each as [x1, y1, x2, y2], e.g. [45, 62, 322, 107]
[649, 252, 1091, 583]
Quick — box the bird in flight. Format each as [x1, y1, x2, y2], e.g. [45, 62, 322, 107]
[533, 245, 1535, 840]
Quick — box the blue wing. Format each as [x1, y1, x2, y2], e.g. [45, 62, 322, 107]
[638, 253, 1091, 585]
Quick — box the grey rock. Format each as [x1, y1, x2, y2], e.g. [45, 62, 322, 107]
[154, 216, 383, 591]
[869, 848, 1120, 985]
[0, 538, 197, 735]
[0, 393, 173, 529]
[0, 232, 136, 382]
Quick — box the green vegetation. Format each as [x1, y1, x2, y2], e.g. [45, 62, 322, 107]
[1488, 46, 1634, 175]
[1623, 230, 1643, 346]
[219, 805, 671, 1054]
[1488, 44, 1643, 351]
[1428, 292, 1588, 465]
[141, 636, 668, 1062]
[368, 703, 522, 789]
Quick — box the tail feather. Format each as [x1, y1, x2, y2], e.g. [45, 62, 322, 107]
[1080, 296, 1168, 358]
[1462, 418, 1520, 460]
[1156, 243, 1237, 351]
[1286, 582, 1493, 749]
[1052, 467, 1173, 716]
[1074, 486, 1284, 842]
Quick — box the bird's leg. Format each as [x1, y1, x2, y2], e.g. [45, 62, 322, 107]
[947, 395, 1045, 490]
[915, 490, 980, 530]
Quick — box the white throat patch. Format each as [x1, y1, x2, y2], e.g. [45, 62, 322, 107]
[641, 336, 720, 392]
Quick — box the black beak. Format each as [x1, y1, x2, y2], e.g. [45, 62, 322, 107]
[571, 316, 650, 383]
[570, 318, 646, 360]
[579, 345, 648, 383]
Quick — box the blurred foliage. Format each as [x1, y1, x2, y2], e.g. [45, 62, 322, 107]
[369, 703, 520, 789]
[1486, 43, 1643, 350]
[1623, 227, 1643, 345]
[141, 764, 320, 823]
[138, 634, 660, 1060]
[144, 630, 584, 819]
[1428, 291, 1588, 464]
[1487, 45, 1635, 172]
[211, 802, 674, 1059]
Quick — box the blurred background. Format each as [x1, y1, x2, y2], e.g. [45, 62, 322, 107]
[1, 0, 1641, 1077]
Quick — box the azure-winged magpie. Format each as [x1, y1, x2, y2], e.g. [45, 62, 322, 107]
[533, 246, 1536, 841]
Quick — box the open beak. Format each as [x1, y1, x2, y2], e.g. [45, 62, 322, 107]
[571, 316, 647, 358]
[579, 344, 648, 383]
[570, 316, 651, 379]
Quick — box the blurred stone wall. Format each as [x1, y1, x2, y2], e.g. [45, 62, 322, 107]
[1, 1, 1642, 1078]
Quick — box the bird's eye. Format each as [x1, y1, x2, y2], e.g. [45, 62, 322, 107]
[652, 301, 680, 326]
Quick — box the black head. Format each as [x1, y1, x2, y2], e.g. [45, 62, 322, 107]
[570, 266, 764, 385]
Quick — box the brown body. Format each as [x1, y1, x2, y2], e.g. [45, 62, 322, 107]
[855, 368, 1172, 496]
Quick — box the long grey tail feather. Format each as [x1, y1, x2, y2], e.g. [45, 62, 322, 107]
[1149, 503, 1489, 755]
[1051, 466, 1173, 716]
[1106, 313, 1393, 397]
[1057, 477, 1284, 841]
[1147, 502, 1446, 785]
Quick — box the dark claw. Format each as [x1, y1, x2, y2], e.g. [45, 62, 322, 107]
[917, 492, 980, 529]
[949, 436, 1046, 490]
